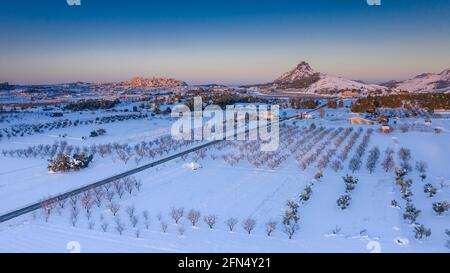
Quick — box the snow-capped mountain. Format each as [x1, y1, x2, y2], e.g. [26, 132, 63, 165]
[381, 68, 450, 92]
[267, 61, 387, 95]
[274, 61, 316, 82]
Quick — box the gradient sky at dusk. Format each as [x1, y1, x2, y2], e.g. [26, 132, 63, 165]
[1, 0, 449, 85]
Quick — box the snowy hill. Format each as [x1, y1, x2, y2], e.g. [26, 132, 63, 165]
[381, 68, 450, 93]
[269, 61, 387, 95]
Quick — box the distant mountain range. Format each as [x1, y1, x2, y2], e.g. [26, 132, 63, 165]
[381, 68, 450, 92]
[119, 77, 187, 88]
[250, 61, 450, 95]
[2, 63, 449, 95]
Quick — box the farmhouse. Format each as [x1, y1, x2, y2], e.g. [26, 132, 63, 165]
[347, 116, 378, 125]
[298, 112, 313, 119]
[380, 125, 393, 133]
[341, 91, 359, 98]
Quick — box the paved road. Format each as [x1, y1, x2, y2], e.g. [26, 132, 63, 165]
[0, 100, 333, 223]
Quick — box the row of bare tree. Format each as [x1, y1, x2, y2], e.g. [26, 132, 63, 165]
[0, 113, 147, 141]
[3, 135, 197, 166]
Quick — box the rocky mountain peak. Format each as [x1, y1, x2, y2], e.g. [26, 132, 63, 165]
[275, 61, 316, 83]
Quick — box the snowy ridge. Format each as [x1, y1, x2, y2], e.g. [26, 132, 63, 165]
[381, 68, 450, 92]
[307, 74, 387, 94]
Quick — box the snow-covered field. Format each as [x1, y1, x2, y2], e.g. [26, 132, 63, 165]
[0, 105, 449, 253]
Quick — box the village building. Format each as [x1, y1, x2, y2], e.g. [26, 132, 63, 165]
[298, 112, 313, 119]
[347, 116, 378, 125]
[380, 125, 393, 133]
[341, 91, 359, 98]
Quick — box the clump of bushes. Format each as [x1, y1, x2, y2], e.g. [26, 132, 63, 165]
[403, 204, 421, 224]
[432, 201, 449, 215]
[299, 184, 313, 203]
[343, 174, 358, 193]
[90, 128, 107, 137]
[64, 99, 120, 111]
[413, 224, 431, 240]
[391, 199, 399, 208]
[337, 194, 351, 210]
[48, 152, 93, 172]
[424, 183, 437, 197]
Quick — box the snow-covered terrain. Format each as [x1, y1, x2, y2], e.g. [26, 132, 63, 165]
[0, 103, 449, 253]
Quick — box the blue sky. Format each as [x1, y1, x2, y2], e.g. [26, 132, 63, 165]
[1, 0, 449, 85]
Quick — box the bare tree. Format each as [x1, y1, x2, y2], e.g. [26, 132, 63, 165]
[57, 198, 67, 210]
[170, 207, 184, 224]
[157, 212, 163, 222]
[88, 221, 95, 230]
[115, 218, 125, 235]
[85, 209, 93, 221]
[41, 198, 57, 222]
[204, 214, 218, 229]
[331, 159, 343, 172]
[126, 205, 136, 221]
[69, 194, 79, 211]
[103, 183, 112, 193]
[160, 221, 168, 233]
[382, 148, 395, 172]
[81, 191, 93, 214]
[142, 210, 150, 229]
[117, 149, 130, 164]
[283, 218, 299, 239]
[105, 191, 115, 203]
[123, 177, 134, 195]
[101, 221, 109, 232]
[225, 217, 238, 232]
[283, 200, 300, 239]
[415, 160, 428, 173]
[348, 156, 362, 173]
[131, 215, 139, 228]
[113, 180, 125, 199]
[242, 217, 257, 234]
[366, 146, 380, 174]
[187, 209, 201, 226]
[108, 202, 120, 216]
[178, 225, 186, 236]
[70, 208, 79, 227]
[134, 179, 143, 192]
[398, 147, 411, 163]
[93, 187, 104, 207]
[265, 220, 277, 236]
